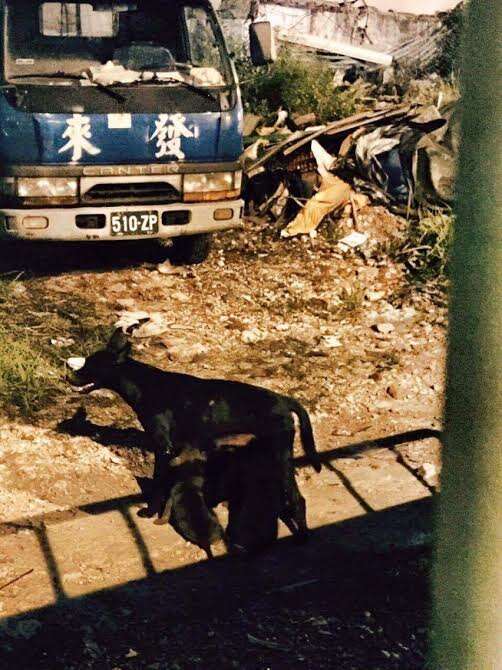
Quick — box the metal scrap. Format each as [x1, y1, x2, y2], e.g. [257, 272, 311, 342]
[243, 99, 456, 230]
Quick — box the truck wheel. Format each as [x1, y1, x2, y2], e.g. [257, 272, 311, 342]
[170, 233, 212, 265]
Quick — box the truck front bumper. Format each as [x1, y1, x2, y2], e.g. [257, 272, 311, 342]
[0, 200, 244, 242]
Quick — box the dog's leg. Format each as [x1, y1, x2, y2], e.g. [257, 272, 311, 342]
[143, 423, 179, 518]
[271, 430, 309, 542]
[153, 496, 174, 526]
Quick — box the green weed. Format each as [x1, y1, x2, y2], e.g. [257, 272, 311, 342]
[0, 328, 62, 416]
[0, 279, 110, 417]
[400, 209, 454, 282]
[234, 47, 369, 123]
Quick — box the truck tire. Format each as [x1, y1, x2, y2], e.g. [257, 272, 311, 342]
[170, 233, 212, 265]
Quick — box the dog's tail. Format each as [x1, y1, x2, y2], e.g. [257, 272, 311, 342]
[287, 399, 322, 473]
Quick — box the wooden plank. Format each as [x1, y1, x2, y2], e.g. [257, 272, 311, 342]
[282, 105, 411, 156]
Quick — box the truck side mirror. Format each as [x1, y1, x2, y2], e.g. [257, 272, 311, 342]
[249, 21, 277, 66]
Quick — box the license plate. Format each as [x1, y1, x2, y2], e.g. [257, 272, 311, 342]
[110, 211, 159, 237]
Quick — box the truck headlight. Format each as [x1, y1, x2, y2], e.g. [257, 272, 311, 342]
[0, 178, 16, 196]
[183, 172, 241, 202]
[17, 178, 78, 199]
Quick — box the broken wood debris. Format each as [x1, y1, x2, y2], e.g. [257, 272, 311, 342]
[0, 568, 34, 592]
[243, 100, 456, 234]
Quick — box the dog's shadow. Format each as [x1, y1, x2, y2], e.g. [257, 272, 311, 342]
[57, 407, 154, 454]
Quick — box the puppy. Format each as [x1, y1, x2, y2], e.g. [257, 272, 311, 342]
[138, 448, 224, 559]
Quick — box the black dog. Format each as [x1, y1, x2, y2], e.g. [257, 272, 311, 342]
[68, 329, 322, 518]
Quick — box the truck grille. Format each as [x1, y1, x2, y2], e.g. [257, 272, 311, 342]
[81, 181, 180, 205]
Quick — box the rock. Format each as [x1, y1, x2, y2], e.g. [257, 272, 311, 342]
[418, 462, 439, 487]
[366, 290, 385, 302]
[320, 335, 342, 349]
[170, 291, 191, 304]
[338, 232, 369, 252]
[387, 383, 400, 399]
[89, 389, 116, 400]
[11, 284, 27, 297]
[373, 322, 395, 335]
[67, 357, 86, 371]
[115, 298, 136, 308]
[115, 311, 171, 338]
[241, 328, 266, 344]
[157, 260, 183, 276]
[165, 342, 209, 363]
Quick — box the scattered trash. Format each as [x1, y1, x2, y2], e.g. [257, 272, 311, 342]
[274, 108, 289, 129]
[85, 61, 144, 86]
[311, 140, 336, 179]
[243, 100, 456, 232]
[67, 357, 86, 371]
[125, 648, 139, 659]
[51, 337, 75, 348]
[338, 232, 369, 252]
[281, 176, 352, 238]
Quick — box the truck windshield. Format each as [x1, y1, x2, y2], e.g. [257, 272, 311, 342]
[4, 0, 233, 88]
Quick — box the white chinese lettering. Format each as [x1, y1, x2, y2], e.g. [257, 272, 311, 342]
[58, 114, 101, 162]
[149, 114, 199, 160]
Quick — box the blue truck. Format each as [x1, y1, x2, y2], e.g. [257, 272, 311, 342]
[0, 0, 274, 263]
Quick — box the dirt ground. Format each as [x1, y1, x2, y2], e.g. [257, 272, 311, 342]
[0, 207, 445, 669]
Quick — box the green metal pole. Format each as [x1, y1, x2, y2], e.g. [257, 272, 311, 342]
[432, 2, 502, 669]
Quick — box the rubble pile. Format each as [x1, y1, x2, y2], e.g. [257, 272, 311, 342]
[243, 98, 458, 238]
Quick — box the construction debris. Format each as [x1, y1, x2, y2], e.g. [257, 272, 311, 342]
[243, 99, 457, 236]
[281, 176, 352, 238]
[278, 31, 393, 67]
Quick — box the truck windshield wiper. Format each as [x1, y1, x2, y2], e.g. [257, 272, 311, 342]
[8, 72, 126, 103]
[148, 76, 218, 102]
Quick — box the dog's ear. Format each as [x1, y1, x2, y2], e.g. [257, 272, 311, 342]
[107, 328, 132, 363]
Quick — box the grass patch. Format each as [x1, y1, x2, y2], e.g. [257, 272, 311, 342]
[399, 209, 454, 283]
[337, 283, 365, 316]
[0, 278, 111, 418]
[0, 329, 63, 417]
[235, 47, 369, 122]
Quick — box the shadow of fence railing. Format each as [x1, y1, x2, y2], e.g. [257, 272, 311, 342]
[0, 428, 439, 668]
[0, 497, 434, 669]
